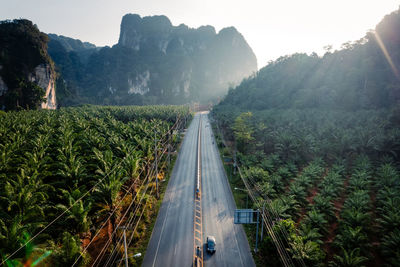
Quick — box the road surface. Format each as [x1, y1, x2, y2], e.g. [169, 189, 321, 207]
[142, 112, 255, 267]
[201, 113, 255, 267]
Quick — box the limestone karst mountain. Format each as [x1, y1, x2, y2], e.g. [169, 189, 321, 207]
[48, 14, 257, 106]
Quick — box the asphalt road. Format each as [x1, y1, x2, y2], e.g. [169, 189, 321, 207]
[142, 112, 255, 267]
[142, 113, 199, 267]
[201, 113, 255, 267]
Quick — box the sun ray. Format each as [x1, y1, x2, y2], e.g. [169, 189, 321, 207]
[374, 31, 400, 79]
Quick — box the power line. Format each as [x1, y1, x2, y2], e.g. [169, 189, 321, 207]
[104, 148, 170, 267]
[71, 159, 154, 267]
[71, 119, 179, 267]
[92, 142, 170, 266]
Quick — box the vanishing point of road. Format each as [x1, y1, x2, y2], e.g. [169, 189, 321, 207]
[142, 112, 255, 267]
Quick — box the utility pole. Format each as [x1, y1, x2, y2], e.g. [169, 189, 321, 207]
[233, 148, 237, 175]
[154, 129, 159, 198]
[123, 228, 128, 267]
[255, 210, 259, 253]
[261, 202, 266, 241]
[167, 133, 171, 166]
[117, 226, 132, 267]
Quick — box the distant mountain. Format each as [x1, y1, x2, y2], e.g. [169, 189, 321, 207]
[48, 34, 97, 52]
[215, 8, 400, 112]
[0, 19, 56, 110]
[48, 34, 100, 64]
[48, 14, 257, 106]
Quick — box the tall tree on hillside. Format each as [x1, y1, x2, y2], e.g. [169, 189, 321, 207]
[232, 112, 254, 153]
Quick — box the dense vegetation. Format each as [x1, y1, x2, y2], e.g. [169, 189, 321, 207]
[212, 8, 400, 267]
[0, 105, 191, 266]
[223, 9, 400, 110]
[0, 19, 54, 110]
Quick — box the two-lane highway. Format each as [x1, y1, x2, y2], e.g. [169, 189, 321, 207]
[142, 112, 255, 267]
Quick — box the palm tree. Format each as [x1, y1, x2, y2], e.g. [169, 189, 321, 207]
[280, 195, 301, 218]
[376, 188, 399, 205]
[341, 208, 371, 229]
[296, 174, 313, 189]
[311, 195, 335, 221]
[381, 229, 400, 264]
[54, 232, 87, 266]
[343, 190, 371, 213]
[0, 169, 50, 222]
[289, 183, 307, 205]
[269, 173, 285, 194]
[298, 223, 323, 244]
[329, 247, 368, 267]
[268, 198, 291, 219]
[377, 211, 400, 233]
[56, 189, 92, 234]
[319, 183, 340, 198]
[352, 155, 371, 172]
[56, 133, 87, 189]
[289, 234, 325, 264]
[334, 226, 368, 250]
[348, 178, 370, 191]
[376, 163, 399, 187]
[274, 132, 299, 161]
[0, 215, 44, 259]
[257, 181, 276, 198]
[93, 167, 128, 243]
[304, 209, 328, 234]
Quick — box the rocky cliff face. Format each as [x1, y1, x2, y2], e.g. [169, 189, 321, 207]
[30, 64, 57, 109]
[0, 19, 57, 110]
[103, 14, 257, 104]
[50, 14, 257, 105]
[0, 63, 56, 110]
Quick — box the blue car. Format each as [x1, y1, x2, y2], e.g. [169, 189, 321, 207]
[206, 236, 216, 254]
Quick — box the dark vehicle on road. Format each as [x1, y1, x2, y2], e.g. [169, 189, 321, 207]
[206, 236, 216, 254]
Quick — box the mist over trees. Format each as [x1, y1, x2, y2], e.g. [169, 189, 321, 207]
[212, 8, 400, 266]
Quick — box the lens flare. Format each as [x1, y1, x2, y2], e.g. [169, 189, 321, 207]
[374, 31, 400, 79]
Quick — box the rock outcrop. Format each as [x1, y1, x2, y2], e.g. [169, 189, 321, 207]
[30, 64, 57, 109]
[49, 14, 258, 105]
[0, 19, 57, 110]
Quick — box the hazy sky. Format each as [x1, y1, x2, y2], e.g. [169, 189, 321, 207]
[1, 0, 399, 68]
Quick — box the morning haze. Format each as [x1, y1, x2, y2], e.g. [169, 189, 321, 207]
[1, 0, 398, 67]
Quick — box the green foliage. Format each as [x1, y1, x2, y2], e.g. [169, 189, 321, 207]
[57, 232, 82, 266]
[232, 112, 255, 152]
[329, 247, 368, 267]
[212, 14, 400, 267]
[211, 7, 400, 266]
[217, 6, 400, 112]
[0, 105, 191, 264]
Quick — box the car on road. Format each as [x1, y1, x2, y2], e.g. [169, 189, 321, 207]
[206, 236, 216, 254]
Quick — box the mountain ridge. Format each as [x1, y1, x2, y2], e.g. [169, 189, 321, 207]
[48, 13, 258, 106]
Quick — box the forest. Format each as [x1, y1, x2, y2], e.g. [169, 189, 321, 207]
[212, 7, 400, 267]
[0, 105, 191, 266]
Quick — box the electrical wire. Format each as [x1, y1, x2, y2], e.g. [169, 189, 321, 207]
[90, 137, 170, 266]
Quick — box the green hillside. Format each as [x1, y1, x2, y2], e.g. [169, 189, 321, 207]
[212, 8, 400, 267]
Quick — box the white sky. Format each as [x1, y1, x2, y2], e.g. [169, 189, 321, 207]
[1, 0, 399, 68]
